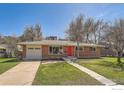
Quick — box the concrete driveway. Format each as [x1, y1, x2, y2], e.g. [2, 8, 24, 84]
[0, 61, 40, 85]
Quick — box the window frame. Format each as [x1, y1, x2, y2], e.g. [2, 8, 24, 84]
[35, 48, 40, 50]
[48, 46, 63, 55]
[75, 46, 84, 51]
[90, 47, 96, 52]
[28, 48, 34, 50]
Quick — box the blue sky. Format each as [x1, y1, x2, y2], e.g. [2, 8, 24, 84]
[0, 3, 124, 38]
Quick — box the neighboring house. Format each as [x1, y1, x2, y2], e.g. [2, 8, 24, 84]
[0, 46, 6, 57]
[99, 41, 117, 57]
[101, 47, 117, 57]
[46, 36, 57, 40]
[0, 44, 9, 53]
[0, 44, 11, 57]
[17, 40, 104, 60]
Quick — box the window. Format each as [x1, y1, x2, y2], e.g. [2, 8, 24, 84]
[105, 47, 109, 49]
[35, 48, 40, 50]
[75, 47, 84, 51]
[90, 47, 96, 52]
[79, 47, 84, 51]
[28, 48, 34, 50]
[0, 49, 6, 53]
[49, 46, 62, 54]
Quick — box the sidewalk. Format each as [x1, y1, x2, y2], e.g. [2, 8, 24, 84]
[65, 59, 116, 85]
[0, 61, 40, 85]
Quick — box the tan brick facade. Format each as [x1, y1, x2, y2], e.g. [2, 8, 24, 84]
[78, 47, 101, 58]
[42, 45, 64, 59]
[21, 45, 102, 60]
[42, 45, 49, 59]
[22, 45, 26, 58]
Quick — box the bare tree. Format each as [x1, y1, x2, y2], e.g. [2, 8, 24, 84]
[106, 19, 124, 65]
[66, 20, 76, 41]
[19, 24, 42, 42]
[91, 20, 102, 44]
[84, 17, 94, 43]
[0, 33, 3, 44]
[65, 15, 84, 57]
[20, 26, 34, 42]
[4, 34, 17, 57]
[33, 24, 42, 41]
[87, 19, 107, 44]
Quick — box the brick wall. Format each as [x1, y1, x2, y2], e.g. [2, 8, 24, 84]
[78, 47, 101, 58]
[22, 45, 26, 58]
[42, 45, 63, 59]
[42, 45, 48, 58]
[41, 45, 101, 59]
[22, 45, 101, 59]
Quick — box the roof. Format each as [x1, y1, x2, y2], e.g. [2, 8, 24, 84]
[0, 46, 6, 49]
[17, 40, 104, 47]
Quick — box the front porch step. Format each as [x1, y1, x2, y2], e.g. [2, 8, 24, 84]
[62, 57, 77, 62]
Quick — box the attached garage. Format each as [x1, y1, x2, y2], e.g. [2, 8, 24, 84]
[26, 45, 42, 60]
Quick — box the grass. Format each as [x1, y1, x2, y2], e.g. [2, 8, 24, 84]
[77, 57, 124, 85]
[0, 58, 17, 62]
[0, 58, 19, 74]
[33, 62, 102, 85]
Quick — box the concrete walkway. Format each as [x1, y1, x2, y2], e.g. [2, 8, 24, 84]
[65, 59, 116, 85]
[0, 61, 40, 85]
[41, 60, 64, 64]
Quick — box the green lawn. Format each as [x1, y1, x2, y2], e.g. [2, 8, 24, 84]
[77, 57, 124, 85]
[0, 58, 19, 74]
[0, 58, 17, 62]
[33, 62, 101, 85]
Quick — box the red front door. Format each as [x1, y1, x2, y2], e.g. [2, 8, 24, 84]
[66, 46, 74, 56]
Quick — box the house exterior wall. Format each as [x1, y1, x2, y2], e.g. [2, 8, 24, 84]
[42, 45, 48, 59]
[0, 49, 6, 57]
[101, 47, 116, 56]
[22, 45, 26, 58]
[42, 45, 64, 59]
[78, 47, 101, 58]
[21, 44, 102, 60]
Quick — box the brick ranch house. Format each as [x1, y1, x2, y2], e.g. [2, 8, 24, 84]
[17, 40, 104, 60]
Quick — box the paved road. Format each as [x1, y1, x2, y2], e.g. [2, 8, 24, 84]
[0, 61, 40, 85]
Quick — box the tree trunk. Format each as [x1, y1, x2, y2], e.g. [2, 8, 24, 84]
[117, 51, 121, 64]
[117, 57, 121, 64]
[86, 33, 89, 43]
[77, 41, 80, 58]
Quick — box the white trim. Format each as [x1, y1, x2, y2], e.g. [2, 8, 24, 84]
[74, 46, 84, 56]
[48, 45, 63, 55]
[90, 47, 96, 52]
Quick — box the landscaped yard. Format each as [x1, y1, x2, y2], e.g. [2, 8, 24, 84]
[77, 57, 124, 85]
[0, 58, 17, 62]
[33, 62, 102, 85]
[0, 58, 19, 74]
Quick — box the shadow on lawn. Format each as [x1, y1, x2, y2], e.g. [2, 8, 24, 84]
[1, 58, 20, 63]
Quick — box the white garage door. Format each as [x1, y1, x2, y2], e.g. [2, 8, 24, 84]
[26, 46, 42, 60]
